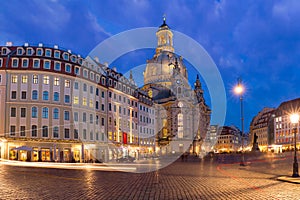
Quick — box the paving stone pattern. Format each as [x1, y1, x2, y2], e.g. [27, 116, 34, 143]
[0, 152, 299, 200]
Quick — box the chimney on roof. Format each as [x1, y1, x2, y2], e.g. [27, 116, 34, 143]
[54, 45, 58, 49]
[67, 49, 72, 53]
[38, 43, 43, 47]
[112, 67, 117, 72]
[6, 42, 13, 46]
[24, 43, 29, 47]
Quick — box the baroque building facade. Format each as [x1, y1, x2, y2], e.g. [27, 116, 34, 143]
[142, 18, 211, 155]
[0, 43, 155, 162]
[249, 107, 275, 152]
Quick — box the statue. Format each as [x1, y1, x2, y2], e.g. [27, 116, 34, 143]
[251, 133, 260, 152]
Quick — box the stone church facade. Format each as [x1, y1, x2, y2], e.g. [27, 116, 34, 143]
[142, 18, 211, 156]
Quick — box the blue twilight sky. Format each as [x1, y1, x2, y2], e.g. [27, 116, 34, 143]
[1, 0, 300, 132]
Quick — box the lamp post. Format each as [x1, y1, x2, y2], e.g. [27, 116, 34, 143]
[234, 78, 245, 166]
[289, 113, 299, 177]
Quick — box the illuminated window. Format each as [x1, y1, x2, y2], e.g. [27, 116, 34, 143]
[43, 76, 49, 84]
[89, 99, 93, 108]
[178, 113, 183, 139]
[65, 80, 70, 88]
[73, 96, 79, 104]
[83, 98, 87, 106]
[21, 75, 27, 83]
[33, 75, 38, 84]
[54, 77, 60, 86]
[11, 75, 17, 83]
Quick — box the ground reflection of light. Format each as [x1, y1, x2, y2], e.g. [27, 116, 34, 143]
[0, 159, 137, 172]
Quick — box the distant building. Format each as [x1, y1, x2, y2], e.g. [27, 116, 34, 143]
[273, 98, 300, 151]
[202, 125, 219, 153]
[215, 126, 241, 153]
[249, 107, 275, 152]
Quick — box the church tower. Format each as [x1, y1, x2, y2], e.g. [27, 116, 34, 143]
[155, 16, 174, 54]
[194, 74, 204, 103]
[144, 17, 188, 87]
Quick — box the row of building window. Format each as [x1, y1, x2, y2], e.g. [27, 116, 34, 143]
[10, 107, 105, 125]
[10, 125, 104, 141]
[0, 47, 82, 64]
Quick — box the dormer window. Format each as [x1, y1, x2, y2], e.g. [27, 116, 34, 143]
[17, 48, 23, 55]
[54, 50, 60, 58]
[63, 52, 69, 61]
[71, 55, 76, 63]
[78, 58, 83, 65]
[2, 48, 7, 55]
[45, 49, 51, 57]
[37, 48, 43, 56]
[26, 48, 33, 55]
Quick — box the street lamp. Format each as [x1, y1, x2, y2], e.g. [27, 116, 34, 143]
[289, 113, 299, 177]
[234, 78, 246, 166]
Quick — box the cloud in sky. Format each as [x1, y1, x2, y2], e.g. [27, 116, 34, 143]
[1, 0, 300, 130]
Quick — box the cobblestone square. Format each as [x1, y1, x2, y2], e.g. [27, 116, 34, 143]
[0, 153, 299, 199]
